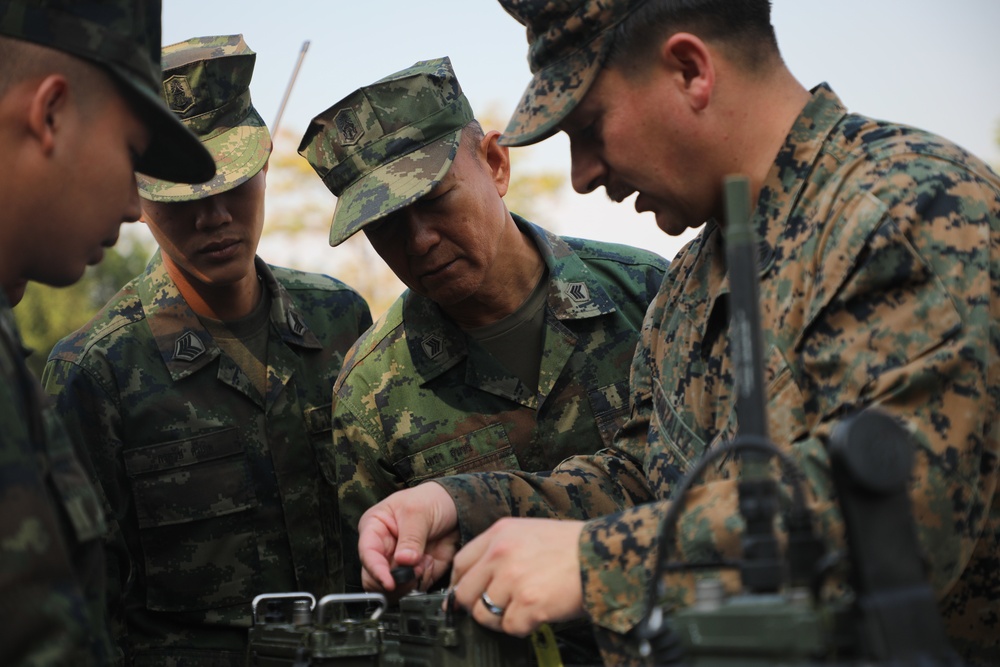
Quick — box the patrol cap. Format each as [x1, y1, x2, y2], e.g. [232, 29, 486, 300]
[499, 0, 650, 147]
[298, 56, 474, 247]
[0, 0, 216, 183]
[137, 34, 271, 202]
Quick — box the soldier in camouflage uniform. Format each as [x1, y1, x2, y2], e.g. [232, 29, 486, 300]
[42, 35, 372, 667]
[356, 2, 1000, 666]
[297, 57, 666, 614]
[0, 1, 214, 665]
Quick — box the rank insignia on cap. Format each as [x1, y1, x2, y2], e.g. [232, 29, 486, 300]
[566, 282, 590, 304]
[420, 334, 444, 360]
[163, 75, 196, 114]
[287, 310, 307, 337]
[173, 331, 206, 362]
[334, 108, 364, 146]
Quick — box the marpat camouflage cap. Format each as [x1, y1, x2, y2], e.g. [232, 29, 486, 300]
[499, 0, 650, 147]
[137, 34, 270, 202]
[0, 0, 215, 183]
[298, 56, 474, 247]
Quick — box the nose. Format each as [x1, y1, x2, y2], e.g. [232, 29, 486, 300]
[569, 137, 606, 195]
[194, 192, 233, 231]
[123, 177, 143, 223]
[402, 210, 439, 256]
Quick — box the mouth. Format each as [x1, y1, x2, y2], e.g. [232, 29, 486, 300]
[634, 193, 653, 214]
[605, 183, 636, 205]
[418, 258, 456, 280]
[199, 238, 241, 259]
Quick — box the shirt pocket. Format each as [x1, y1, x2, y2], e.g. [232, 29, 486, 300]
[122, 427, 260, 612]
[402, 423, 519, 485]
[587, 380, 630, 448]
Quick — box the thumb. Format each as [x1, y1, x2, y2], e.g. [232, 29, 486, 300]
[393, 516, 431, 566]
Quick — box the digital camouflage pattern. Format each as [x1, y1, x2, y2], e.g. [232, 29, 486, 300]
[0, 0, 214, 182]
[437, 86, 1000, 666]
[497, 0, 649, 147]
[298, 57, 474, 247]
[42, 253, 372, 667]
[332, 216, 667, 593]
[137, 34, 271, 202]
[0, 294, 114, 665]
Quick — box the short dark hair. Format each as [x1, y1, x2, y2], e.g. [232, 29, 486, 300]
[608, 0, 780, 72]
[462, 119, 485, 158]
[0, 34, 117, 112]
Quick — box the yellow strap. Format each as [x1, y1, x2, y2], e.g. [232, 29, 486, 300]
[530, 623, 564, 667]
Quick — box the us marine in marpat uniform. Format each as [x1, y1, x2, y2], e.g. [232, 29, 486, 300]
[355, 2, 1000, 665]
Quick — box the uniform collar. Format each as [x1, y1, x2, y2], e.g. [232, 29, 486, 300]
[403, 215, 617, 383]
[138, 252, 321, 381]
[675, 84, 848, 335]
[754, 83, 848, 262]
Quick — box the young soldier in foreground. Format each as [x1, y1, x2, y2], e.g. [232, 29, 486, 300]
[356, 2, 1000, 665]
[43, 35, 372, 667]
[0, 0, 214, 663]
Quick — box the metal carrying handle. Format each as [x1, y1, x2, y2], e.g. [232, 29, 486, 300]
[316, 592, 388, 623]
[251, 592, 317, 624]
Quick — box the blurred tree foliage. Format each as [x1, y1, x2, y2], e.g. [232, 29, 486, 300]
[14, 238, 152, 379]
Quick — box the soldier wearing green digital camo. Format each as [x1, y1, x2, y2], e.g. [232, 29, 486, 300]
[0, 1, 214, 665]
[42, 35, 372, 667]
[298, 56, 665, 649]
[356, 2, 1000, 666]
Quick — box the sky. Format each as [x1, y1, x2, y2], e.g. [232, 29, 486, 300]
[158, 0, 1000, 266]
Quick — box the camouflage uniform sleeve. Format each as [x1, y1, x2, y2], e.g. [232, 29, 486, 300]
[41, 355, 131, 659]
[1, 321, 111, 665]
[332, 385, 407, 592]
[436, 262, 665, 534]
[435, 305, 661, 539]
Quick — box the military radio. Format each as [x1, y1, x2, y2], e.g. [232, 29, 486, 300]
[634, 175, 965, 666]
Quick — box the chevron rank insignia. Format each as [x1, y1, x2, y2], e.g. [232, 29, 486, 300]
[287, 310, 306, 337]
[420, 334, 444, 360]
[173, 331, 206, 362]
[566, 282, 590, 304]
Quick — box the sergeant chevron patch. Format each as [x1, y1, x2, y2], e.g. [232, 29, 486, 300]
[173, 331, 206, 362]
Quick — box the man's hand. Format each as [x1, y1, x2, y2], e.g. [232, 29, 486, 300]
[450, 517, 586, 636]
[358, 482, 461, 594]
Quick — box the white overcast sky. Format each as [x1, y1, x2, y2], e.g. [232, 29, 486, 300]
[160, 0, 1000, 264]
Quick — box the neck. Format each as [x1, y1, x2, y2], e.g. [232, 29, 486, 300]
[749, 72, 811, 199]
[164, 258, 263, 321]
[445, 220, 545, 329]
[716, 62, 812, 211]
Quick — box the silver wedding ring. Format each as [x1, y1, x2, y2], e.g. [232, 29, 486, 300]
[480, 590, 505, 617]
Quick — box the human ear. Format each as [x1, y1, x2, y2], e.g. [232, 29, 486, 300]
[482, 130, 511, 197]
[661, 32, 714, 112]
[26, 74, 71, 155]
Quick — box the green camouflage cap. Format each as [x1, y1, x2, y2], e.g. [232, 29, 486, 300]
[0, 0, 215, 183]
[137, 34, 271, 202]
[298, 56, 474, 247]
[498, 0, 650, 147]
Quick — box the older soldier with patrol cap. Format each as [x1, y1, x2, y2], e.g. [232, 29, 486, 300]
[356, 1, 1000, 665]
[298, 57, 666, 615]
[0, 0, 214, 664]
[42, 34, 372, 666]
